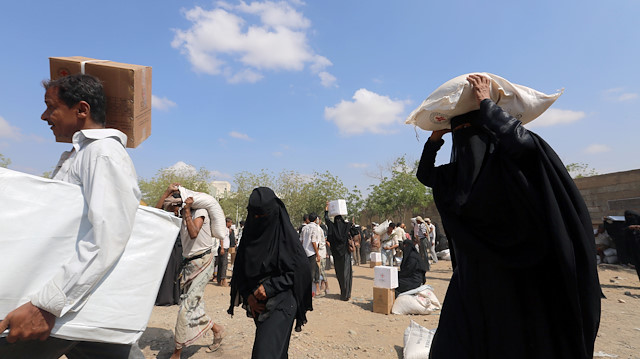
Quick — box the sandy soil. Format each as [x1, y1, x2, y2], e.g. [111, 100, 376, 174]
[140, 262, 640, 359]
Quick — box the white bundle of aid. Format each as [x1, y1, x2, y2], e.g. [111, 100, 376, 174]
[328, 199, 348, 218]
[405, 72, 563, 131]
[374, 219, 391, 235]
[0, 168, 181, 344]
[403, 320, 436, 359]
[392, 285, 442, 315]
[178, 186, 227, 253]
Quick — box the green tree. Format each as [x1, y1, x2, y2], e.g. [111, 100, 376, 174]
[219, 169, 275, 223]
[0, 154, 10, 168]
[138, 166, 212, 206]
[364, 156, 432, 223]
[566, 162, 598, 178]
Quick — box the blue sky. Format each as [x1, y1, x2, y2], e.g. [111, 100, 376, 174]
[1, 0, 639, 193]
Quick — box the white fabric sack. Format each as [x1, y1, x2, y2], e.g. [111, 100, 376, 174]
[0, 168, 181, 343]
[403, 320, 436, 359]
[603, 248, 617, 257]
[392, 285, 441, 315]
[604, 255, 618, 264]
[405, 73, 563, 131]
[374, 219, 391, 235]
[436, 249, 450, 260]
[178, 186, 227, 253]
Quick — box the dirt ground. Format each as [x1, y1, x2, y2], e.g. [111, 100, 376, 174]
[140, 261, 640, 359]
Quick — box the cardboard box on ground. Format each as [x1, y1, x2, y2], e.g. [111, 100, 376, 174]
[373, 287, 395, 315]
[49, 56, 152, 148]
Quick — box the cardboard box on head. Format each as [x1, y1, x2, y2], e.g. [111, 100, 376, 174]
[49, 56, 152, 148]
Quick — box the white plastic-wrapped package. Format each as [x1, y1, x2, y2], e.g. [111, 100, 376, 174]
[403, 320, 436, 359]
[328, 199, 348, 218]
[0, 167, 181, 344]
[178, 186, 226, 253]
[405, 73, 563, 131]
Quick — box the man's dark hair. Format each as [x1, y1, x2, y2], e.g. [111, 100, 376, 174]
[43, 74, 107, 126]
[389, 222, 396, 229]
[225, 217, 233, 222]
[308, 213, 318, 222]
[303, 214, 309, 222]
[240, 220, 245, 226]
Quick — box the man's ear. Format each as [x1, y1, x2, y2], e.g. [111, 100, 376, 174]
[76, 101, 90, 120]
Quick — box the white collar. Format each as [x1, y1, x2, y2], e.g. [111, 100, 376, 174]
[71, 129, 128, 152]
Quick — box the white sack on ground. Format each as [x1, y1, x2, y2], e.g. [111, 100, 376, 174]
[405, 72, 563, 131]
[0, 167, 181, 344]
[403, 320, 436, 359]
[436, 249, 450, 260]
[392, 285, 441, 315]
[178, 186, 226, 253]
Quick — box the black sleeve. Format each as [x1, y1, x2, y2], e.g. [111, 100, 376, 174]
[477, 99, 536, 158]
[261, 271, 295, 298]
[229, 230, 236, 247]
[416, 138, 445, 188]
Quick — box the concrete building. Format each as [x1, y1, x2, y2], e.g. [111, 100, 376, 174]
[209, 180, 231, 199]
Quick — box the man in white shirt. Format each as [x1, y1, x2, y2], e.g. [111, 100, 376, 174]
[426, 218, 438, 264]
[300, 213, 321, 296]
[0, 74, 144, 358]
[381, 222, 400, 266]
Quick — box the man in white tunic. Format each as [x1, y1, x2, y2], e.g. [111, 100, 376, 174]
[0, 74, 144, 358]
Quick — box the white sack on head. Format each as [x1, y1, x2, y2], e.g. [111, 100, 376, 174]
[405, 72, 563, 131]
[178, 186, 226, 253]
[0, 167, 181, 344]
[374, 219, 391, 235]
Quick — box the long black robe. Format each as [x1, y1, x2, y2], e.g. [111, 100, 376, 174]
[228, 187, 312, 336]
[417, 100, 601, 359]
[155, 236, 181, 306]
[624, 210, 640, 282]
[397, 240, 427, 295]
[324, 212, 353, 301]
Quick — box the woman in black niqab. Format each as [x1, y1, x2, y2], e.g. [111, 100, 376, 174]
[324, 209, 353, 301]
[228, 187, 312, 358]
[624, 210, 640, 283]
[417, 75, 601, 358]
[396, 239, 427, 296]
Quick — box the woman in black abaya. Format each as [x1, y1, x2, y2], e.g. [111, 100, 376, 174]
[324, 203, 353, 301]
[228, 187, 312, 359]
[624, 210, 640, 283]
[417, 75, 601, 358]
[396, 239, 427, 296]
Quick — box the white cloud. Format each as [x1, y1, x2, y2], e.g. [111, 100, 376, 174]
[349, 163, 368, 168]
[272, 151, 283, 157]
[230, 131, 252, 141]
[0, 116, 20, 138]
[210, 169, 232, 179]
[603, 88, 638, 102]
[166, 161, 197, 176]
[584, 144, 612, 154]
[324, 89, 408, 135]
[526, 108, 586, 128]
[319, 71, 337, 88]
[172, 1, 333, 85]
[152, 95, 177, 111]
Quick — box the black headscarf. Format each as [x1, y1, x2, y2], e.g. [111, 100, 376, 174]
[228, 187, 312, 329]
[326, 214, 351, 256]
[400, 240, 427, 274]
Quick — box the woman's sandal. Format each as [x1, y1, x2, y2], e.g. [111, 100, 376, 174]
[205, 326, 225, 353]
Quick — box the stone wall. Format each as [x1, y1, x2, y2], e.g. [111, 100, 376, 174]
[573, 169, 640, 226]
